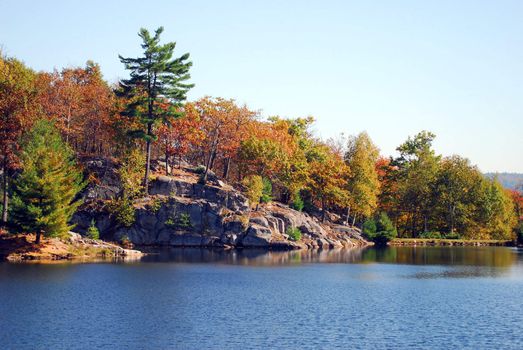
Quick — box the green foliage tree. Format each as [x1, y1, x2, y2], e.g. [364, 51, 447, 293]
[118, 27, 193, 194]
[344, 132, 380, 224]
[242, 175, 264, 209]
[290, 190, 305, 211]
[107, 148, 144, 227]
[394, 131, 440, 235]
[362, 212, 397, 246]
[10, 120, 85, 243]
[260, 177, 272, 203]
[86, 219, 100, 239]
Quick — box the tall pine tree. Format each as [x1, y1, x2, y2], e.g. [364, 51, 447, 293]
[118, 27, 193, 194]
[10, 120, 84, 243]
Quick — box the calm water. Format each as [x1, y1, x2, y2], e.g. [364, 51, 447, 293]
[1, 246, 523, 350]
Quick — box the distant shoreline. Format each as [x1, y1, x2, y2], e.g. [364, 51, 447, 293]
[390, 238, 513, 247]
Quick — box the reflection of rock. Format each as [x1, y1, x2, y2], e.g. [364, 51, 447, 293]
[72, 162, 369, 250]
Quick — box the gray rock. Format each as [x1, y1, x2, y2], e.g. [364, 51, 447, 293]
[241, 224, 272, 247]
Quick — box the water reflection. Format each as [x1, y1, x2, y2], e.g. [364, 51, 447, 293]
[139, 246, 520, 269]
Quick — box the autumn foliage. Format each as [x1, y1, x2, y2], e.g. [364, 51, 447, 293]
[0, 31, 521, 241]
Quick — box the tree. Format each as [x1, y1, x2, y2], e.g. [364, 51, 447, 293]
[362, 212, 397, 246]
[432, 156, 483, 234]
[394, 131, 440, 235]
[0, 54, 37, 227]
[344, 132, 380, 225]
[307, 143, 350, 222]
[188, 97, 257, 183]
[38, 62, 116, 156]
[10, 120, 84, 243]
[157, 105, 204, 174]
[242, 175, 264, 210]
[118, 27, 193, 193]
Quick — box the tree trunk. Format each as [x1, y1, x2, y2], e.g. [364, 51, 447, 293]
[35, 230, 42, 245]
[321, 198, 326, 223]
[2, 157, 8, 227]
[223, 157, 231, 180]
[202, 148, 216, 184]
[450, 204, 455, 233]
[346, 206, 351, 225]
[164, 138, 170, 176]
[352, 214, 357, 227]
[143, 123, 152, 194]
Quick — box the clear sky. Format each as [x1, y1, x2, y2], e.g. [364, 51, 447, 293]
[1, 0, 522, 172]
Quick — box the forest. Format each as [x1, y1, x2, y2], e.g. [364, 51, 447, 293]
[1, 27, 522, 243]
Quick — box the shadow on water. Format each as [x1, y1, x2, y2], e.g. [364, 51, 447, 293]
[138, 245, 521, 269]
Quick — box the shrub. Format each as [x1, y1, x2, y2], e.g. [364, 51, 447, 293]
[194, 165, 206, 174]
[290, 190, 304, 212]
[165, 213, 192, 229]
[120, 235, 131, 246]
[363, 212, 397, 246]
[260, 178, 272, 203]
[108, 196, 136, 227]
[86, 219, 100, 239]
[419, 231, 442, 239]
[286, 227, 302, 241]
[177, 213, 192, 228]
[149, 197, 166, 213]
[443, 232, 461, 240]
[119, 148, 145, 198]
[242, 175, 263, 208]
[165, 218, 176, 227]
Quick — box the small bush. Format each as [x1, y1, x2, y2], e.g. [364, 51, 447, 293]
[149, 197, 166, 213]
[86, 219, 100, 240]
[194, 165, 206, 174]
[290, 191, 304, 212]
[260, 178, 272, 203]
[443, 232, 461, 239]
[120, 235, 131, 246]
[286, 227, 302, 241]
[419, 231, 442, 239]
[165, 218, 176, 227]
[362, 212, 397, 246]
[108, 196, 136, 227]
[177, 213, 192, 228]
[165, 213, 192, 229]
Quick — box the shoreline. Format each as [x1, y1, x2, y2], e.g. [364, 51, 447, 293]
[389, 238, 514, 247]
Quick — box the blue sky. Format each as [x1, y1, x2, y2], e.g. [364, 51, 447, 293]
[1, 0, 522, 172]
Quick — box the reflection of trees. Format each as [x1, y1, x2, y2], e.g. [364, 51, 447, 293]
[362, 246, 516, 268]
[139, 246, 518, 269]
[140, 247, 366, 266]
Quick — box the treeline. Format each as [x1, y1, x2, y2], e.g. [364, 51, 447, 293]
[1, 27, 522, 242]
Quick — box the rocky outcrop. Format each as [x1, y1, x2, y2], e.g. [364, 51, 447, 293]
[72, 164, 369, 250]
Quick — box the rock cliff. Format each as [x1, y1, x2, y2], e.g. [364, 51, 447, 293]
[72, 161, 369, 250]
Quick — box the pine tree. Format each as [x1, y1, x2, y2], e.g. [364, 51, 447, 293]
[118, 27, 193, 194]
[10, 120, 85, 244]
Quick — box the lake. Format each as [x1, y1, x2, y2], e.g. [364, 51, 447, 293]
[1, 246, 523, 349]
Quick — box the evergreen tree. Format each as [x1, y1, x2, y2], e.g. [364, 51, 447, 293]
[118, 27, 193, 194]
[10, 120, 84, 243]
